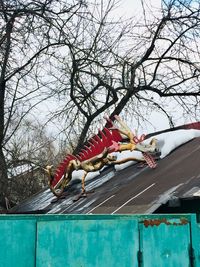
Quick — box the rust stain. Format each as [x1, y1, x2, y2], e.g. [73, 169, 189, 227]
[143, 218, 188, 227]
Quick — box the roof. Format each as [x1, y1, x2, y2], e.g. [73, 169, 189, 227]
[10, 123, 200, 215]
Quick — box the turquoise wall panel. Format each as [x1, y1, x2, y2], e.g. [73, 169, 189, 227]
[139, 218, 191, 267]
[190, 216, 200, 267]
[36, 218, 139, 267]
[0, 219, 36, 267]
[0, 214, 199, 267]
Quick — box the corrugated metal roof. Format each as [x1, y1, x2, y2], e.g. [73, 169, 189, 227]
[10, 134, 200, 214]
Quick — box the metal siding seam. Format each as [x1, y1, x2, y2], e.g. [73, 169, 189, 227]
[35, 220, 38, 267]
[189, 214, 199, 267]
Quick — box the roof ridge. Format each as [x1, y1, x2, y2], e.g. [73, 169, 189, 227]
[146, 121, 200, 139]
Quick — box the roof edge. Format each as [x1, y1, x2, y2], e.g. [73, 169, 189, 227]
[146, 121, 200, 139]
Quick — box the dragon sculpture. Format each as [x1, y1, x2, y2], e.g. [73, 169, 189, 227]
[46, 115, 158, 199]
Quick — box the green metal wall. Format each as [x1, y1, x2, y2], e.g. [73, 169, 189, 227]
[0, 214, 200, 267]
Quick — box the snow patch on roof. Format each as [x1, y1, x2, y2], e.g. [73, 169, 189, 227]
[150, 129, 200, 158]
[114, 129, 200, 171]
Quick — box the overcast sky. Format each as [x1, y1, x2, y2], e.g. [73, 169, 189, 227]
[115, 0, 161, 18]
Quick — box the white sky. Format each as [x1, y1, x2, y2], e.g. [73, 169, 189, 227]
[115, 0, 161, 18]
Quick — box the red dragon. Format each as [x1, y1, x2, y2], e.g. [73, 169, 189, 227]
[46, 115, 158, 199]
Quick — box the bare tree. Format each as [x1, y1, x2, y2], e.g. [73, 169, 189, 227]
[5, 119, 55, 205]
[48, 0, 200, 153]
[0, 0, 85, 207]
[6, 119, 55, 166]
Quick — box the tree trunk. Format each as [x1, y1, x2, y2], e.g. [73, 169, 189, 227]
[0, 147, 8, 208]
[0, 80, 8, 208]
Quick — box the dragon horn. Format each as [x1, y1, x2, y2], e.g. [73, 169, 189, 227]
[114, 115, 135, 143]
[114, 115, 131, 132]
